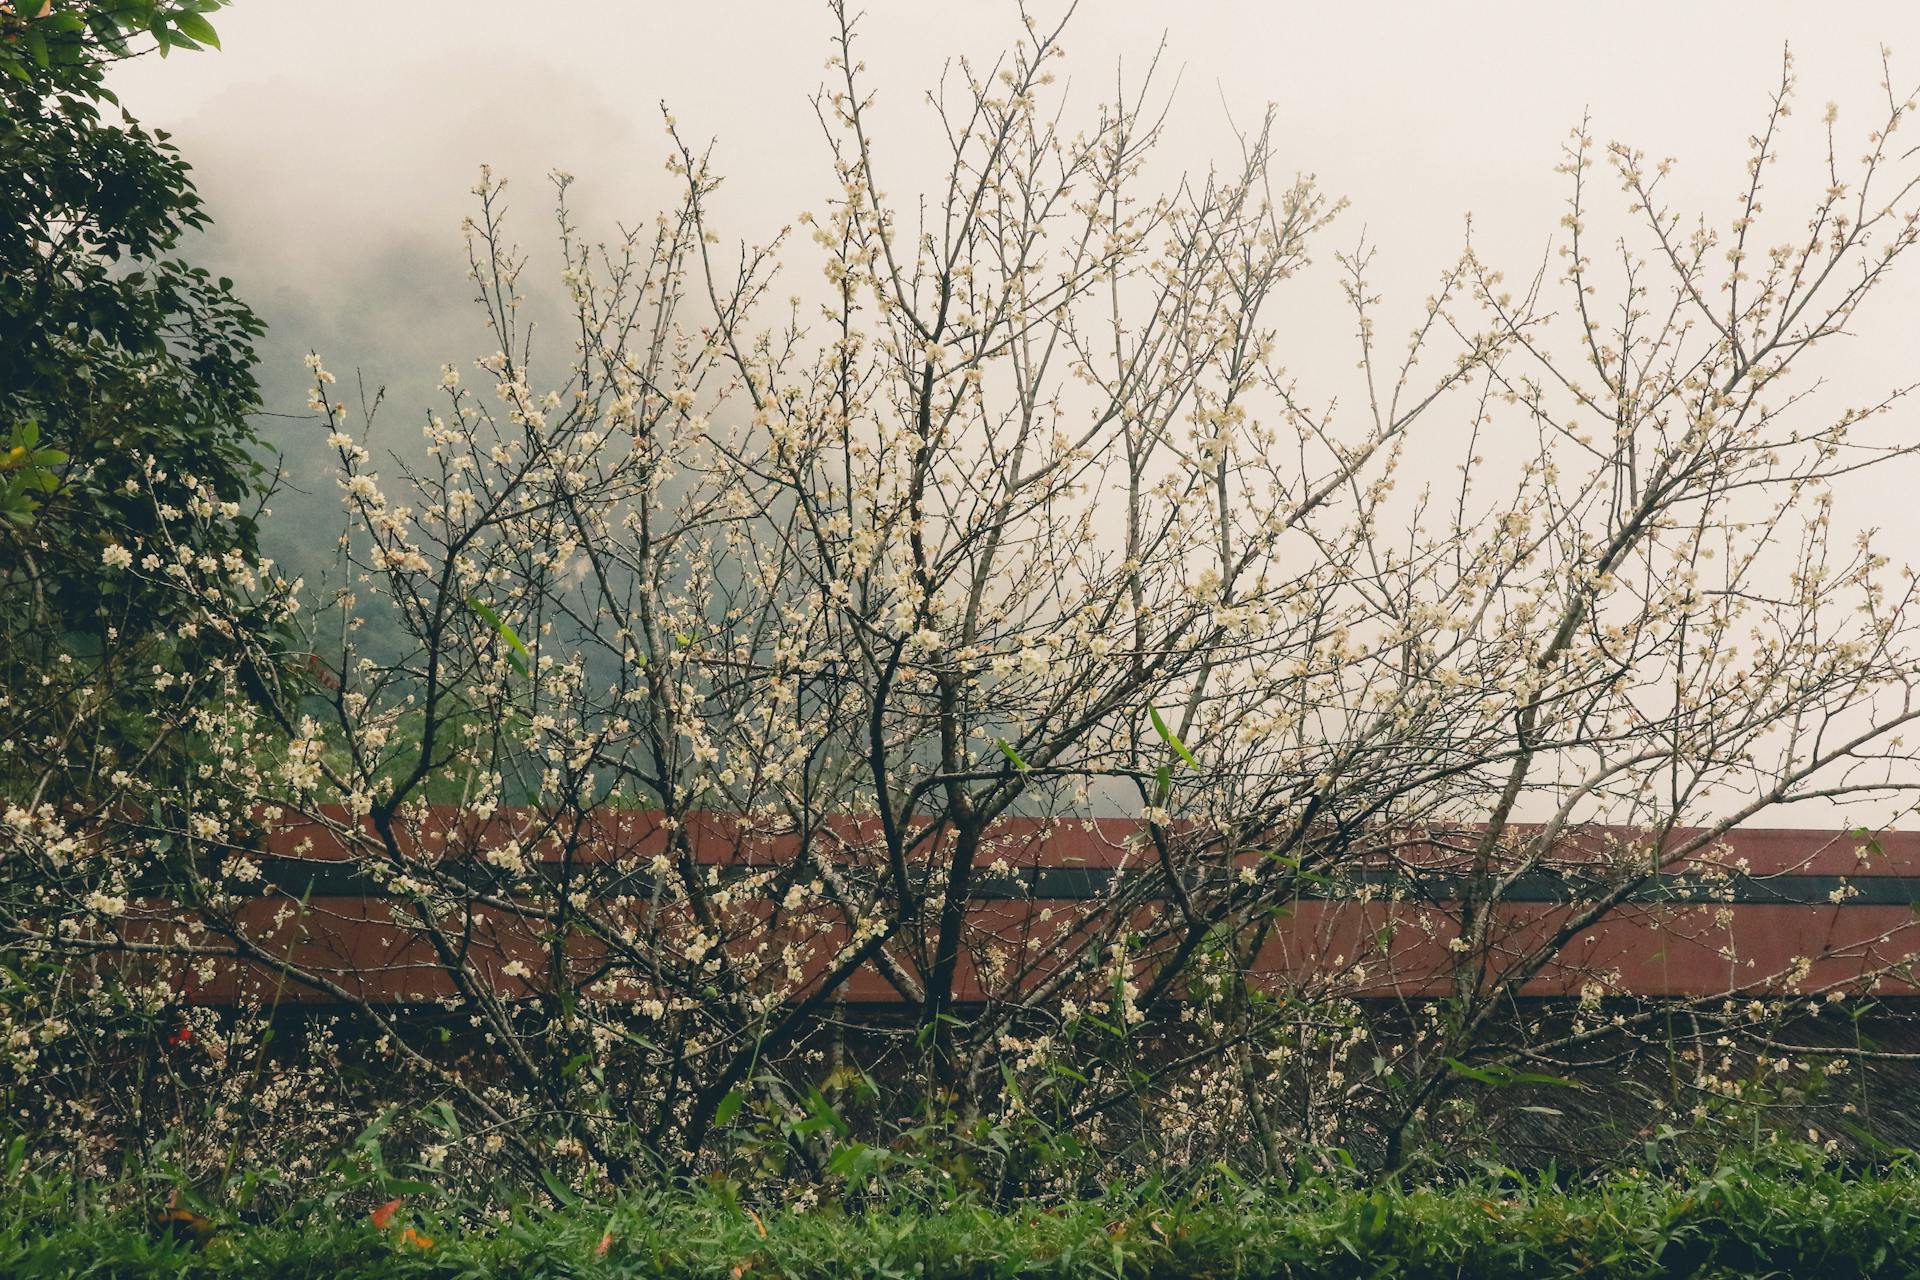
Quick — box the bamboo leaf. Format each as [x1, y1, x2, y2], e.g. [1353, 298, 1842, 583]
[467, 596, 530, 676]
[1444, 1057, 1583, 1090]
[1148, 705, 1198, 769]
[172, 10, 219, 45]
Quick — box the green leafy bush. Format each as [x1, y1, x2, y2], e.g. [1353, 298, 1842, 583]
[5, 1143, 1920, 1279]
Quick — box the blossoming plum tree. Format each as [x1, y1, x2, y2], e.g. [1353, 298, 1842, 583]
[9, 6, 1920, 1189]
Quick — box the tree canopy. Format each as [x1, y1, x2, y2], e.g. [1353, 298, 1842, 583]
[0, 0, 276, 800]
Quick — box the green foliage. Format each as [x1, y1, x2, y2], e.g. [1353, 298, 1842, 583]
[5, 1144, 1920, 1278]
[0, 419, 67, 527]
[0, 1, 229, 91]
[0, 0, 274, 799]
[0, 8, 294, 1174]
[467, 596, 531, 677]
[1147, 705, 1198, 771]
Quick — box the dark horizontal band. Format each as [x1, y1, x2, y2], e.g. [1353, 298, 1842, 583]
[165, 857, 1920, 909]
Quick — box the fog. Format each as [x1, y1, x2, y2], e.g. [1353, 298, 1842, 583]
[105, 2, 1920, 564]
[102, 3, 1920, 827]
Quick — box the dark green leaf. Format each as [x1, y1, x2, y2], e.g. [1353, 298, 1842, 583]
[172, 10, 218, 45]
[1444, 1057, 1583, 1090]
[540, 1169, 580, 1208]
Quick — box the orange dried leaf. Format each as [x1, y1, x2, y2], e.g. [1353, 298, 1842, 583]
[157, 1207, 218, 1247]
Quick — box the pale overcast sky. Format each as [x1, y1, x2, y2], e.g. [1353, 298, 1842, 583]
[110, 1, 1920, 476]
[103, 2, 1920, 825]
[109, 5, 1920, 396]
[102, 1, 1920, 547]
[112, 2, 1920, 266]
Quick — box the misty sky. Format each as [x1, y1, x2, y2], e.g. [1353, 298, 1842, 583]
[98, 5, 1920, 749]
[105, 3, 1920, 559]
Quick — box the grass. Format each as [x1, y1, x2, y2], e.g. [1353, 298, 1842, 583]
[7, 1147, 1920, 1279]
